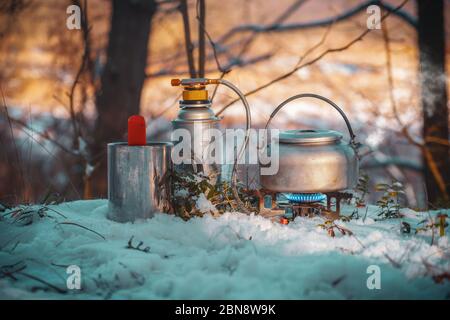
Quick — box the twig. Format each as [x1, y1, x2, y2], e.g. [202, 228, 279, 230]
[195, 0, 229, 74]
[0, 261, 27, 281]
[1, 85, 25, 201]
[381, 17, 448, 200]
[384, 253, 402, 268]
[152, 0, 307, 73]
[217, 0, 416, 44]
[17, 271, 67, 294]
[216, 21, 333, 116]
[179, 0, 197, 78]
[57, 221, 106, 240]
[147, 53, 271, 78]
[45, 207, 68, 219]
[211, 0, 308, 99]
[215, 0, 410, 116]
[152, 92, 182, 119]
[152, 0, 415, 77]
[197, 0, 206, 77]
[5, 116, 82, 199]
[8, 116, 77, 155]
[126, 236, 150, 253]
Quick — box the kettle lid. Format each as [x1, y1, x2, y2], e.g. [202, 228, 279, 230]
[278, 129, 343, 144]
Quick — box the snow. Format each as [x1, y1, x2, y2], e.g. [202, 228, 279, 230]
[196, 194, 219, 216]
[0, 200, 449, 299]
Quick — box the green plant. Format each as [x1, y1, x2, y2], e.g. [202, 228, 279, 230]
[375, 181, 404, 219]
[171, 171, 215, 219]
[171, 170, 257, 220]
[355, 173, 370, 207]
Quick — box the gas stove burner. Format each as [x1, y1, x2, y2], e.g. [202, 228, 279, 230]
[284, 193, 326, 203]
[257, 190, 352, 218]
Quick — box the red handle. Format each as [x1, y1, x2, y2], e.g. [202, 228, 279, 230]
[128, 115, 146, 146]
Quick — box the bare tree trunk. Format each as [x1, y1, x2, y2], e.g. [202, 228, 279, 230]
[91, 0, 157, 196]
[197, 0, 206, 77]
[179, 0, 197, 78]
[417, 0, 449, 205]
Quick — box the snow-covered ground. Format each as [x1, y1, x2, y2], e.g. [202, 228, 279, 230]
[0, 200, 449, 299]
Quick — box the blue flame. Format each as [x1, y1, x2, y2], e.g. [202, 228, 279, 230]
[284, 193, 326, 203]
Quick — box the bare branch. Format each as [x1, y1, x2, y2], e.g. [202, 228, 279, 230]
[211, 0, 309, 99]
[68, 0, 91, 148]
[17, 271, 67, 294]
[271, 0, 310, 25]
[215, 0, 410, 116]
[152, 92, 182, 119]
[0, 85, 25, 199]
[155, 0, 308, 75]
[147, 53, 272, 78]
[229, 0, 309, 60]
[195, 0, 228, 74]
[7, 116, 77, 156]
[57, 221, 106, 240]
[197, 0, 205, 77]
[4, 115, 82, 199]
[154, 0, 416, 74]
[218, 0, 417, 44]
[179, 0, 197, 78]
[215, 22, 333, 115]
[377, 0, 417, 27]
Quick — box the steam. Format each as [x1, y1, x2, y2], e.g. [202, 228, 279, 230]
[418, 59, 449, 118]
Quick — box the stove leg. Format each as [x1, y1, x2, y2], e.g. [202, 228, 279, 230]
[257, 190, 264, 212]
[271, 193, 277, 209]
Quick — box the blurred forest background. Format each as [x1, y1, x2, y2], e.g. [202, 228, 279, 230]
[0, 0, 449, 209]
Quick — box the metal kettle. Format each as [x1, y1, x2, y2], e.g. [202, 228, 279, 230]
[260, 94, 359, 193]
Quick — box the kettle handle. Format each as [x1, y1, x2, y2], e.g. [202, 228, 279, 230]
[265, 93, 356, 143]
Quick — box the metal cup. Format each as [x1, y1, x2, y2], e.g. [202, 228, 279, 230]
[107, 142, 173, 222]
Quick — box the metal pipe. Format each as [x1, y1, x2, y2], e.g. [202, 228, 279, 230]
[216, 79, 252, 214]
